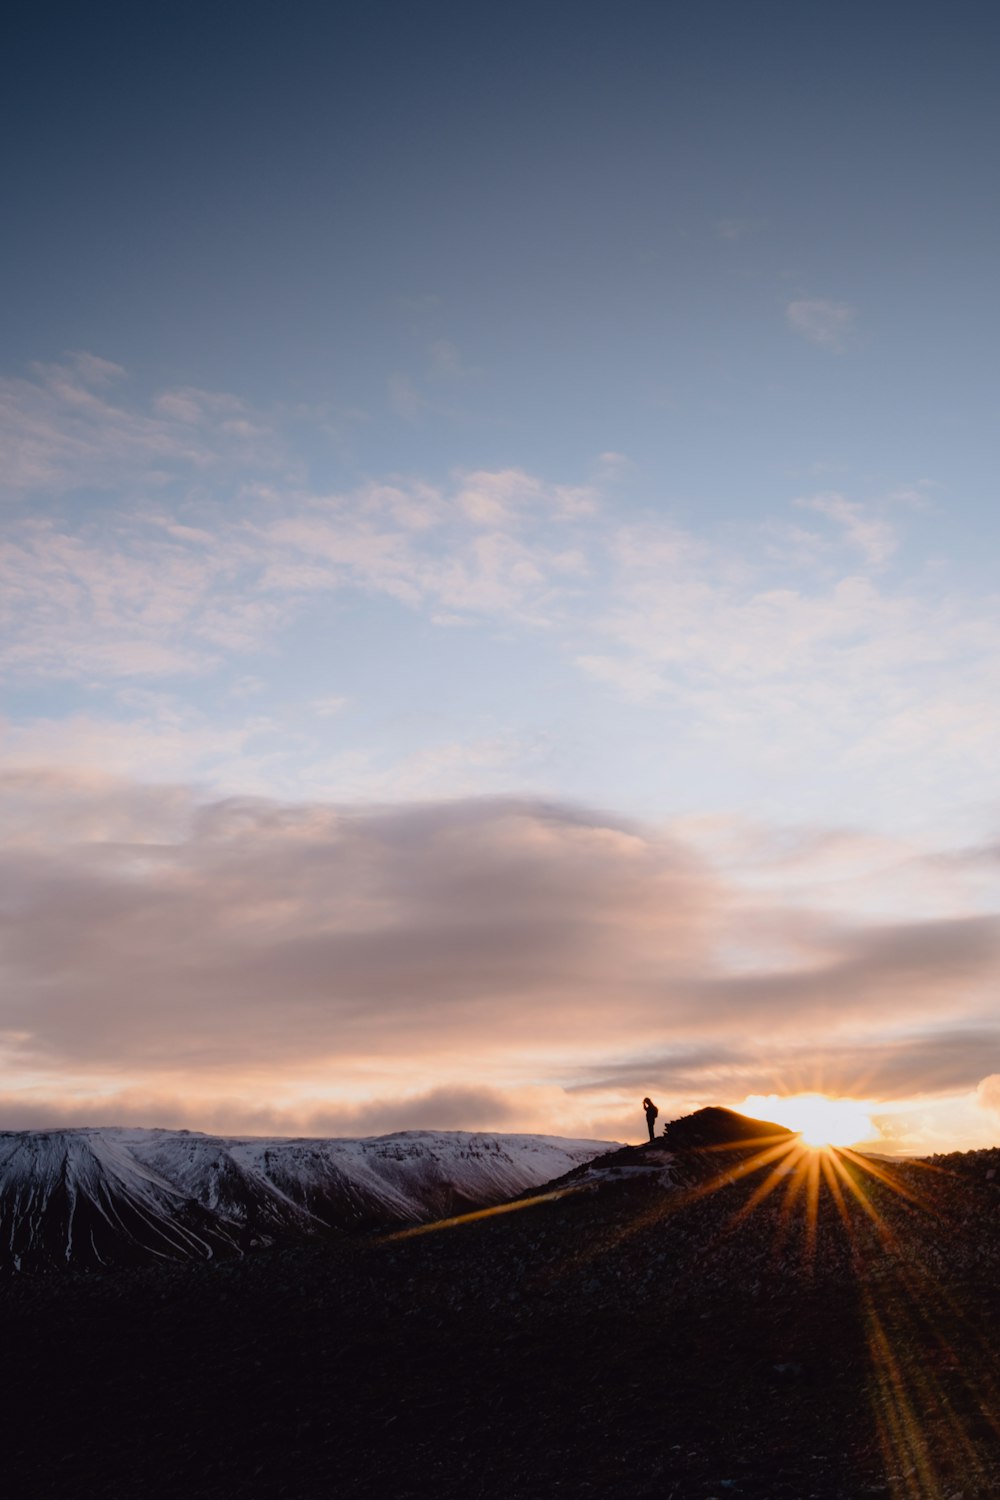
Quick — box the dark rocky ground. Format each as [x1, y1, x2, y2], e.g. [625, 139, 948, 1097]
[4, 1118, 1000, 1499]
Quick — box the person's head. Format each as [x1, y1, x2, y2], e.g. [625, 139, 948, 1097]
[642, 1097, 652, 1109]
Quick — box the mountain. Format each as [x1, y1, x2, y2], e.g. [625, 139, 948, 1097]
[0, 1126, 612, 1272]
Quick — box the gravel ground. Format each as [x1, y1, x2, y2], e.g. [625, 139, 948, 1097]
[3, 1135, 1000, 1499]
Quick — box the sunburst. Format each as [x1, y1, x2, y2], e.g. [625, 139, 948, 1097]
[739, 1092, 875, 1148]
[382, 1102, 997, 1493]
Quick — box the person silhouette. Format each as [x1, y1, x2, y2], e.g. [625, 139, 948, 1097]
[642, 1097, 659, 1143]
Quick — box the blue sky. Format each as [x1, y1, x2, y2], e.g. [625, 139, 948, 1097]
[4, 1, 1000, 1148]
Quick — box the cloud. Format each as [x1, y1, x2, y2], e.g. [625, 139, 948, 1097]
[337, 1085, 518, 1133]
[258, 482, 585, 625]
[0, 353, 281, 498]
[310, 696, 349, 719]
[0, 710, 272, 785]
[8, 357, 990, 779]
[0, 1084, 522, 1136]
[575, 653, 666, 702]
[2, 776, 1000, 1140]
[0, 512, 294, 681]
[786, 299, 856, 351]
[796, 493, 897, 566]
[454, 468, 598, 525]
[0, 454, 605, 685]
[977, 1074, 1000, 1116]
[298, 731, 548, 803]
[691, 914, 1000, 1028]
[0, 785, 718, 1076]
[575, 516, 1000, 809]
[7, 352, 1000, 856]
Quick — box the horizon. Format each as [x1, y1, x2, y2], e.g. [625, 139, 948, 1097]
[4, 1, 1000, 1156]
[0, 1100, 930, 1160]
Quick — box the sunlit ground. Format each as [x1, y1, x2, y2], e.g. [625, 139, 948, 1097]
[667, 1111, 1000, 1497]
[390, 1093, 1000, 1496]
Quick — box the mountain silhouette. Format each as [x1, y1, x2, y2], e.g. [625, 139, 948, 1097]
[661, 1103, 794, 1148]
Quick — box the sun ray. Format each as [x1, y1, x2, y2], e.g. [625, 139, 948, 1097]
[380, 1184, 580, 1242]
[684, 1135, 803, 1203]
[819, 1148, 852, 1231]
[839, 1148, 937, 1216]
[828, 1148, 893, 1237]
[389, 1102, 1000, 1497]
[698, 1130, 802, 1153]
[726, 1141, 806, 1224]
[803, 1146, 822, 1262]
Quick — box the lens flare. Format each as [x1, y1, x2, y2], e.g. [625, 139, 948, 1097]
[739, 1093, 875, 1148]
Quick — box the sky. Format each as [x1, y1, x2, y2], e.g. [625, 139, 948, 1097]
[3, 0, 1000, 1152]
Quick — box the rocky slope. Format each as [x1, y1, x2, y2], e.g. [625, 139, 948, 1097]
[4, 1109, 1000, 1497]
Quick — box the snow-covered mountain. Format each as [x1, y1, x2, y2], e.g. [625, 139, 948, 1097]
[0, 1127, 612, 1272]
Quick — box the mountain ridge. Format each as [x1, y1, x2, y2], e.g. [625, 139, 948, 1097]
[0, 1125, 612, 1272]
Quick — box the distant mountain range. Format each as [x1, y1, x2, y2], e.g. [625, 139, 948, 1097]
[0, 1127, 613, 1273]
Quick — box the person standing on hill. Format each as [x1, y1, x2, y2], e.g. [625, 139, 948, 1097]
[642, 1097, 659, 1143]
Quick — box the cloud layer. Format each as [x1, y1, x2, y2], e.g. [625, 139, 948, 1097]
[5, 357, 1000, 1147]
[5, 356, 1000, 834]
[3, 774, 1000, 1142]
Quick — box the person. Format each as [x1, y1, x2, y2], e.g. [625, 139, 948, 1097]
[642, 1096, 659, 1143]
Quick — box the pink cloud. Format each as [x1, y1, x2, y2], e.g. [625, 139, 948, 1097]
[1, 776, 999, 1137]
[977, 1074, 1000, 1116]
[0, 354, 280, 497]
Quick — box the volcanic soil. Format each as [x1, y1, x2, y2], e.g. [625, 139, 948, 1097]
[4, 1110, 1000, 1499]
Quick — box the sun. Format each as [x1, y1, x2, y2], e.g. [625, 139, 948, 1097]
[740, 1093, 875, 1149]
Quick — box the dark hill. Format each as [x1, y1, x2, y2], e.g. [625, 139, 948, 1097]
[522, 1104, 795, 1193]
[2, 1107, 1000, 1499]
[662, 1103, 794, 1148]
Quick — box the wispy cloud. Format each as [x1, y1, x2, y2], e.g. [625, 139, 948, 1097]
[296, 730, 548, 803]
[795, 492, 897, 567]
[574, 514, 1000, 809]
[0, 353, 282, 498]
[786, 298, 857, 351]
[310, 695, 349, 719]
[0, 512, 291, 680]
[0, 449, 602, 684]
[7, 353, 1000, 852]
[0, 708, 273, 784]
